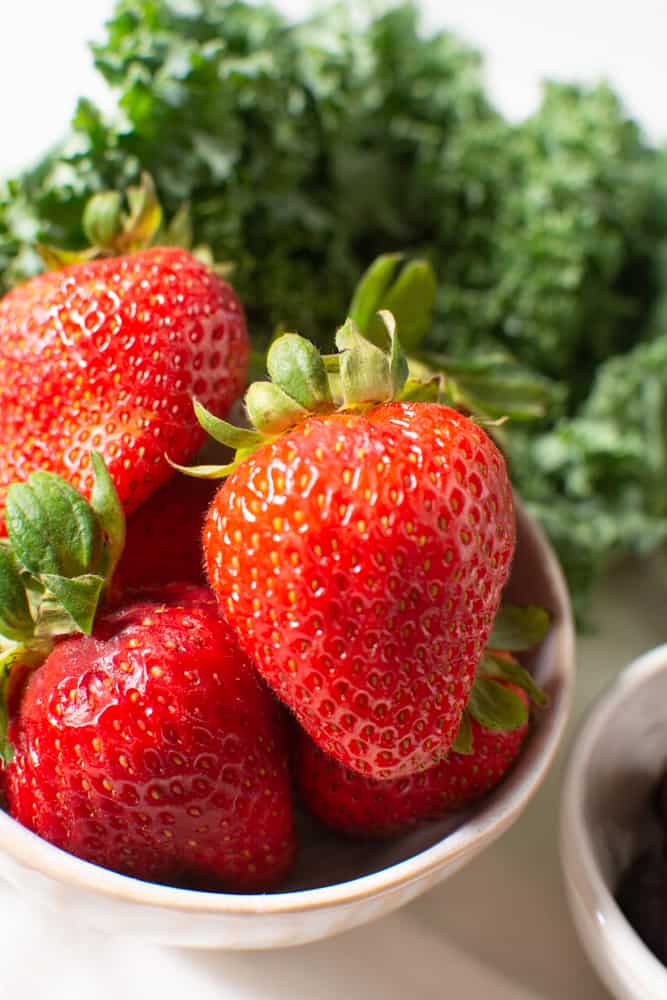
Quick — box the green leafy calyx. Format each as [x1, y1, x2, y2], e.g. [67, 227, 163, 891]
[348, 253, 550, 424]
[36, 173, 225, 272]
[0, 453, 125, 762]
[173, 310, 411, 480]
[348, 254, 437, 354]
[453, 605, 550, 755]
[488, 603, 551, 651]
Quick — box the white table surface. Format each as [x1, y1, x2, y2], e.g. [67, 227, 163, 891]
[3, 2, 667, 997]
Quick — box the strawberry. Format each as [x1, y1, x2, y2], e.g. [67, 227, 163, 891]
[296, 677, 530, 839]
[0, 457, 295, 890]
[6, 584, 294, 889]
[181, 316, 516, 779]
[0, 177, 248, 528]
[116, 475, 217, 590]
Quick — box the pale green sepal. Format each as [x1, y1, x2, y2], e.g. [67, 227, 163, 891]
[0, 545, 34, 642]
[123, 172, 163, 251]
[407, 357, 434, 382]
[399, 376, 441, 404]
[82, 190, 123, 250]
[351, 256, 437, 350]
[336, 319, 394, 406]
[267, 334, 332, 411]
[479, 653, 548, 708]
[245, 381, 309, 435]
[192, 247, 234, 279]
[89, 451, 126, 583]
[6, 473, 101, 579]
[0, 645, 21, 766]
[193, 399, 264, 450]
[451, 710, 473, 755]
[467, 676, 529, 731]
[235, 444, 263, 463]
[163, 201, 193, 249]
[0, 670, 13, 765]
[321, 355, 341, 374]
[379, 310, 410, 398]
[379, 259, 437, 353]
[39, 574, 106, 636]
[348, 252, 402, 344]
[167, 459, 238, 480]
[420, 352, 551, 422]
[488, 604, 551, 651]
[0, 640, 54, 765]
[35, 244, 99, 271]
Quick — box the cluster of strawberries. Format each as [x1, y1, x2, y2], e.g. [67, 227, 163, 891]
[0, 185, 548, 892]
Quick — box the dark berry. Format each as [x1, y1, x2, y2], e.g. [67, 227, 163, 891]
[653, 768, 667, 829]
[616, 847, 667, 963]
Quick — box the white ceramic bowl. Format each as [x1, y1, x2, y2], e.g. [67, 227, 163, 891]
[0, 504, 574, 949]
[561, 644, 667, 999]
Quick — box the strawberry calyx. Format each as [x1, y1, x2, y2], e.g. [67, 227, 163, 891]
[36, 173, 232, 277]
[348, 252, 552, 423]
[174, 251, 552, 485]
[347, 252, 437, 354]
[451, 603, 550, 755]
[0, 453, 125, 763]
[172, 310, 413, 480]
[36, 173, 162, 268]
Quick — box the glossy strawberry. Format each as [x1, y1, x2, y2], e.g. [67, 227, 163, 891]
[0, 244, 248, 526]
[116, 475, 217, 590]
[6, 583, 295, 889]
[297, 680, 530, 838]
[193, 325, 516, 779]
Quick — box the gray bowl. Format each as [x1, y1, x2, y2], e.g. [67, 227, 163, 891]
[561, 643, 667, 999]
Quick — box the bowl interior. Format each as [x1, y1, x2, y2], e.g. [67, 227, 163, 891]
[278, 500, 572, 891]
[576, 652, 667, 895]
[561, 646, 667, 997]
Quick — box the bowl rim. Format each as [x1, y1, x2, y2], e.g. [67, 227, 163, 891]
[560, 642, 667, 992]
[0, 505, 575, 916]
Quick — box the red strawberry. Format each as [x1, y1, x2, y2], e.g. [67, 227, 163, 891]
[192, 324, 516, 780]
[0, 244, 248, 526]
[6, 583, 295, 889]
[296, 679, 530, 838]
[0, 457, 294, 890]
[116, 475, 217, 590]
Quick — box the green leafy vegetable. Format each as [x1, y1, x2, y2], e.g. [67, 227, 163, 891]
[511, 332, 667, 618]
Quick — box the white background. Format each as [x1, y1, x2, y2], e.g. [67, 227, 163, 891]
[2, 3, 667, 997]
[2, 0, 667, 177]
